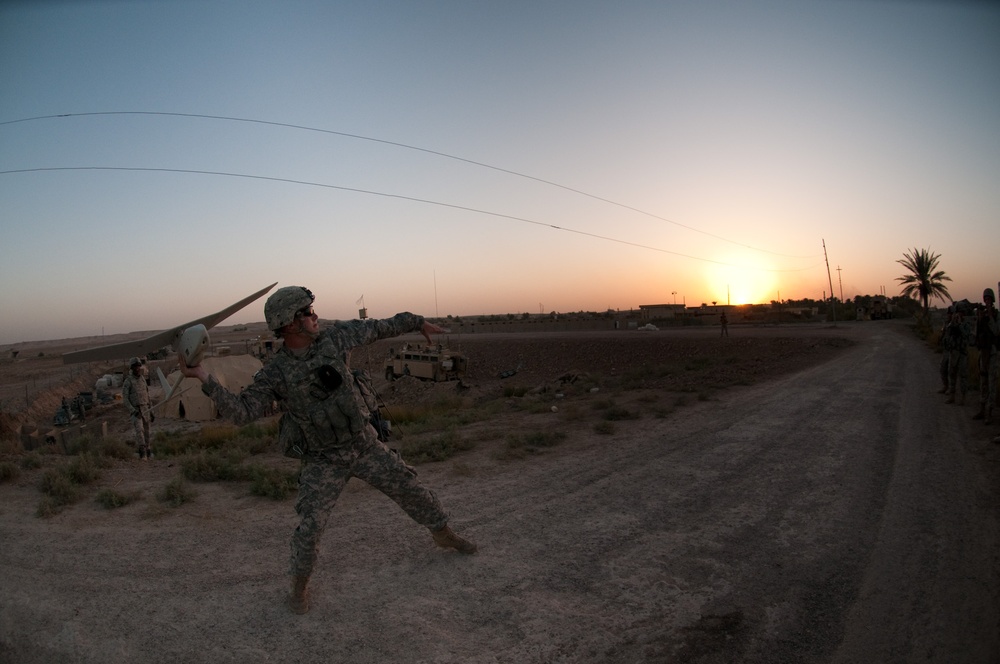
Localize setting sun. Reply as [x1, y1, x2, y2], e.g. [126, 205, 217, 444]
[700, 253, 779, 305]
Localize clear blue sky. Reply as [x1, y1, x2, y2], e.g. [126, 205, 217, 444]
[2, 0, 998, 344]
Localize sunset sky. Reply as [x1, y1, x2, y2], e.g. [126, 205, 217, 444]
[1, 1, 998, 345]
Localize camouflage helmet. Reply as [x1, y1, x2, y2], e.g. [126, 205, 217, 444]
[984, 288, 996, 303]
[264, 286, 315, 332]
[129, 357, 142, 368]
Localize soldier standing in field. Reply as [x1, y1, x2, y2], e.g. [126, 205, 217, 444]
[943, 309, 968, 405]
[179, 286, 477, 615]
[974, 288, 999, 424]
[121, 357, 153, 459]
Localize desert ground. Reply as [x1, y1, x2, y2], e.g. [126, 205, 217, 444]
[1, 321, 998, 663]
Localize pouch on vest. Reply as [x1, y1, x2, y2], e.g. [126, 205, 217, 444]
[279, 415, 309, 459]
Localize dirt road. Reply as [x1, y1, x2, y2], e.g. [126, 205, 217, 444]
[1, 323, 998, 663]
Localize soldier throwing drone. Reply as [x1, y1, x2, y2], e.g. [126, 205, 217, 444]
[179, 285, 477, 614]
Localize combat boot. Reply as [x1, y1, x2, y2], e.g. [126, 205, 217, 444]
[287, 575, 310, 615]
[986, 405, 993, 426]
[944, 392, 955, 404]
[974, 405, 985, 420]
[432, 525, 478, 554]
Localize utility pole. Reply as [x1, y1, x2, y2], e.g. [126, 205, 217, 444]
[837, 265, 843, 303]
[823, 239, 837, 326]
[672, 291, 677, 305]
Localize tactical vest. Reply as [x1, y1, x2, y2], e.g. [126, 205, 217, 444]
[274, 335, 373, 458]
[977, 311, 999, 354]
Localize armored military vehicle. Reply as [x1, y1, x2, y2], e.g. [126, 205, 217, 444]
[383, 343, 467, 382]
[870, 296, 893, 320]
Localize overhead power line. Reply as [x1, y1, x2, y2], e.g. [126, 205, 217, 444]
[1, 110, 822, 260]
[0, 165, 822, 274]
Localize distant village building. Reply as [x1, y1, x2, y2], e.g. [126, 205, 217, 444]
[640, 303, 740, 322]
[638, 304, 688, 320]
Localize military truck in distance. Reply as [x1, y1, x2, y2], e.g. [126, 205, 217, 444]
[384, 343, 468, 382]
[870, 296, 893, 320]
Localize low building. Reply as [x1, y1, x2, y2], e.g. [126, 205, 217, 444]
[638, 304, 688, 320]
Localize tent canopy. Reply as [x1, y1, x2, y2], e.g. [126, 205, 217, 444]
[152, 355, 262, 422]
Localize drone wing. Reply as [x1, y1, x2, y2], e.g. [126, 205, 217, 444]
[62, 282, 277, 364]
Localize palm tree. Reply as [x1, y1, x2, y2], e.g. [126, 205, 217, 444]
[896, 248, 952, 317]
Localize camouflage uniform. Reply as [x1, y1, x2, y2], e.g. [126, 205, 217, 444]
[943, 315, 970, 403]
[975, 303, 999, 422]
[200, 312, 449, 578]
[121, 369, 151, 456]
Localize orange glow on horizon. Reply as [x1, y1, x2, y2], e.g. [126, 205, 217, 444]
[699, 252, 779, 306]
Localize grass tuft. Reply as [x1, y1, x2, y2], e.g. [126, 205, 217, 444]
[603, 405, 640, 421]
[400, 428, 474, 464]
[181, 450, 251, 482]
[95, 488, 141, 509]
[65, 454, 102, 484]
[0, 461, 21, 483]
[594, 421, 616, 435]
[21, 452, 43, 469]
[153, 421, 278, 458]
[247, 465, 298, 500]
[495, 430, 567, 460]
[158, 476, 196, 507]
[37, 467, 80, 516]
[97, 437, 136, 460]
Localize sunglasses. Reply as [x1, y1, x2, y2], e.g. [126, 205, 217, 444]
[295, 306, 316, 318]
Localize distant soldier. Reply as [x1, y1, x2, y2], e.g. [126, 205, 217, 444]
[943, 310, 968, 405]
[179, 286, 477, 615]
[720, 312, 729, 337]
[937, 313, 951, 394]
[974, 288, 999, 424]
[121, 357, 153, 459]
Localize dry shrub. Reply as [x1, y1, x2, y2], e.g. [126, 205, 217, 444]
[400, 428, 474, 464]
[158, 477, 196, 507]
[198, 424, 241, 447]
[37, 468, 80, 516]
[594, 421, 616, 435]
[20, 452, 43, 469]
[0, 461, 20, 483]
[603, 405, 640, 421]
[181, 451, 250, 482]
[99, 437, 136, 460]
[495, 430, 567, 460]
[66, 455, 102, 484]
[96, 488, 141, 509]
[248, 465, 298, 500]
